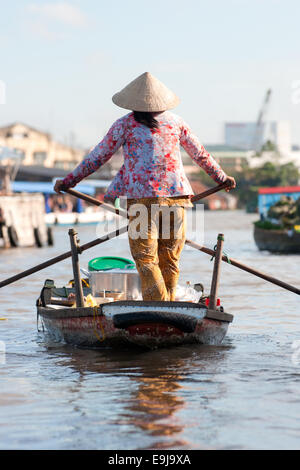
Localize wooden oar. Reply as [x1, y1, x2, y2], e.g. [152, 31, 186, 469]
[0, 182, 230, 289]
[67, 185, 300, 296]
[65, 180, 230, 212]
[185, 239, 300, 296]
[2, 181, 297, 296]
[0, 226, 128, 289]
[2, 222, 298, 295]
[191, 180, 230, 202]
[65, 188, 128, 218]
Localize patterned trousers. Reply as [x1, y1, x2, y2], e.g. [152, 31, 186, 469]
[127, 199, 187, 301]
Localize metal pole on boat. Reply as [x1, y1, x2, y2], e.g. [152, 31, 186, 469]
[68, 228, 84, 308]
[208, 233, 224, 310]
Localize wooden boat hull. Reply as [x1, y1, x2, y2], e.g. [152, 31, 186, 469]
[37, 300, 233, 349]
[254, 224, 300, 253]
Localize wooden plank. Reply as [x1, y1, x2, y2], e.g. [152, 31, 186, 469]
[209, 234, 224, 309]
[205, 309, 233, 323]
[37, 306, 100, 319]
[68, 228, 84, 307]
[38, 304, 233, 323]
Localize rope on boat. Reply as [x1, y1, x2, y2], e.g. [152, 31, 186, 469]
[210, 234, 231, 264]
[93, 306, 106, 343]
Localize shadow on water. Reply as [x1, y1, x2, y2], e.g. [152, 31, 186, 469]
[39, 338, 232, 449]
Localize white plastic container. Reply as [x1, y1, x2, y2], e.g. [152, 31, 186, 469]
[89, 268, 142, 300]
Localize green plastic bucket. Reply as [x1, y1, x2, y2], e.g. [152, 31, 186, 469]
[88, 256, 135, 272]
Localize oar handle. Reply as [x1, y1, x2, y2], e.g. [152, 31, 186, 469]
[191, 181, 231, 203]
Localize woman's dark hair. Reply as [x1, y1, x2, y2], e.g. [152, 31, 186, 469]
[133, 111, 159, 130]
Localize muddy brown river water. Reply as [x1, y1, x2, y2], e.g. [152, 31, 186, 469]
[0, 210, 299, 449]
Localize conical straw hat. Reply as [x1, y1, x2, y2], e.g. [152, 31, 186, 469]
[112, 72, 180, 112]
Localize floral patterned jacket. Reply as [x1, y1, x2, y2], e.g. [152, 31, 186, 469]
[62, 111, 227, 200]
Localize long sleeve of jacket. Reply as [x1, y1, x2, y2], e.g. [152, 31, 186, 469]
[180, 120, 227, 184]
[62, 117, 126, 188]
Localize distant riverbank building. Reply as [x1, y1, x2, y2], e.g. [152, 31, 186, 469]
[0, 122, 85, 170]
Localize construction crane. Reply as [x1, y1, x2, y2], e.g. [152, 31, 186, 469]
[252, 88, 272, 154]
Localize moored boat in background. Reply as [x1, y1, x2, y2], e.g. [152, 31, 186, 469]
[254, 223, 300, 253]
[254, 186, 300, 253]
[0, 154, 52, 248]
[45, 208, 114, 226]
[0, 192, 51, 248]
[11, 180, 115, 226]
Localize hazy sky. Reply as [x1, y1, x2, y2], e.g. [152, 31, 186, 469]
[0, 0, 299, 148]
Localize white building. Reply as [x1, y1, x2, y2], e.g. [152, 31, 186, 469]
[269, 121, 291, 156]
[225, 123, 263, 151]
[225, 121, 291, 156]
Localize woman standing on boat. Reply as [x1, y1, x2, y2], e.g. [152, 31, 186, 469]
[54, 72, 236, 301]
